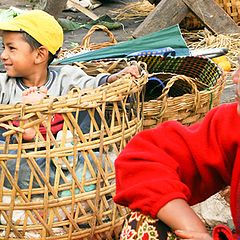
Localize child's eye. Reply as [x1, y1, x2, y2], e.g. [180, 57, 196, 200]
[9, 46, 16, 51]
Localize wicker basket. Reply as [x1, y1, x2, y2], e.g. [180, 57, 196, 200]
[69, 57, 225, 128]
[133, 56, 225, 128]
[180, 0, 240, 29]
[59, 25, 117, 59]
[0, 68, 147, 239]
[73, 59, 130, 76]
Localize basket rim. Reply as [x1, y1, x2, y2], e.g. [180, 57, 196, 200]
[0, 73, 148, 114]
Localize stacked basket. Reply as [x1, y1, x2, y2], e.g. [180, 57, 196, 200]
[0, 68, 147, 239]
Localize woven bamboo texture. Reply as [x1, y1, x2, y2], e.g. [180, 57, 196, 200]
[134, 56, 225, 128]
[73, 59, 130, 76]
[0, 70, 147, 239]
[181, 0, 240, 29]
[59, 25, 117, 59]
[70, 57, 225, 128]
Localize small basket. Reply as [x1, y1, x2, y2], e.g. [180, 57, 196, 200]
[134, 56, 225, 128]
[59, 25, 117, 59]
[0, 65, 147, 239]
[180, 0, 240, 29]
[81, 24, 117, 50]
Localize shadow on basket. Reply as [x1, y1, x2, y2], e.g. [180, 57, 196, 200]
[0, 71, 147, 239]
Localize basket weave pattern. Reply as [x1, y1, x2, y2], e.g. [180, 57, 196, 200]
[217, 0, 240, 22]
[70, 57, 225, 128]
[135, 56, 225, 128]
[0, 72, 147, 239]
[181, 0, 240, 29]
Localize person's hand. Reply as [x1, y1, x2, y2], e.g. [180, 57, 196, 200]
[21, 86, 48, 141]
[22, 86, 48, 104]
[107, 65, 140, 83]
[232, 67, 240, 83]
[175, 230, 213, 240]
[232, 67, 240, 114]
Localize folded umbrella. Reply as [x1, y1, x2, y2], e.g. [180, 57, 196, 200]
[55, 24, 190, 64]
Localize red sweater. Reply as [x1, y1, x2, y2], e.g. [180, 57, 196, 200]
[114, 102, 240, 235]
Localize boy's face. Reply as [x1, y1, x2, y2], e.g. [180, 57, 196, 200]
[1, 31, 37, 78]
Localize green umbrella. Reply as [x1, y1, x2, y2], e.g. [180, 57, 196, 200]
[56, 24, 189, 64]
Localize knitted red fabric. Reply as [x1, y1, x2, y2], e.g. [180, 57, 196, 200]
[212, 225, 234, 240]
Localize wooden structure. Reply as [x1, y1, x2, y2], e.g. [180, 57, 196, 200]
[133, 0, 240, 38]
[67, 0, 98, 20]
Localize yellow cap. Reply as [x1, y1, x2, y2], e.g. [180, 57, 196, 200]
[0, 10, 64, 55]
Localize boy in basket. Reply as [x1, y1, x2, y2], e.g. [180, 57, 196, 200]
[0, 9, 139, 188]
[0, 9, 139, 138]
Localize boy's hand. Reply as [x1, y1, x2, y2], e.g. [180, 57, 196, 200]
[22, 86, 48, 104]
[107, 65, 140, 83]
[175, 230, 213, 240]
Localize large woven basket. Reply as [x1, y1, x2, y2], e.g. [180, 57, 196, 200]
[180, 0, 240, 29]
[134, 56, 225, 128]
[0, 68, 147, 239]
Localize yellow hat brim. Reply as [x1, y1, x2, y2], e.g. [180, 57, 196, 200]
[0, 11, 63, 55]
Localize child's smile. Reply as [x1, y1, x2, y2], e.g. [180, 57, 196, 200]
[1, 31, 36, 78]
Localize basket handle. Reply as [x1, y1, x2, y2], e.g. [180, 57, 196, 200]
[158, 75, 201, 117]
[81, 24, 117, 50]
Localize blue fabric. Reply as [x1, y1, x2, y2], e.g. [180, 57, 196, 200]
[145, 77, 166, 101]
[127, 47, 176, 58]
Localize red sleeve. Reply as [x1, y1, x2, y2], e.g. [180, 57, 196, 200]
[114, 103, 240, 218]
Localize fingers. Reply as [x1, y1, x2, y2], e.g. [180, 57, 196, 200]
[39, 86, 48, 94]
[22, 86, 48, 104]
[23, 86, 48, 96]
[128, 65, 140, 78]
[232, 68, 240, 84]
[127, 65, 141, 78]
[175, 230, 212, 240]
[119, 65, 140, 78]
[107, 65, 141, 83]
[22, 86, 38, 96]
[233, 69, 240, 115]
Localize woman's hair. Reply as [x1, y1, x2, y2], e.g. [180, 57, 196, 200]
[21, 32, 60, 65]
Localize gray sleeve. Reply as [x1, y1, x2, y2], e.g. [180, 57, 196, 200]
[53, 65, 110, 95]
[0, 74, 15, 104]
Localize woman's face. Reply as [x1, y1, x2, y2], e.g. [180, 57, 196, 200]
[0, 31, 37, 78]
